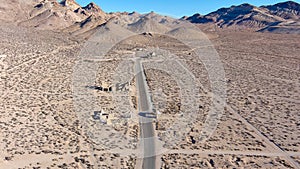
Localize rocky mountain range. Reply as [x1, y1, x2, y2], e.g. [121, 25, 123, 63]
[0, 0, 299, 35]
[184, 1, 300, 33]
[0, 0, 110, 30]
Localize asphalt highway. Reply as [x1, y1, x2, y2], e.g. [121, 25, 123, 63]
[135, 59, 156, 169]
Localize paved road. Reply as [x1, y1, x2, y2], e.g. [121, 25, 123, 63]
[135, 59, 157, 169]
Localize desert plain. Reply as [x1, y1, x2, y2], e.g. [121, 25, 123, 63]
[0, 16, 299, 169]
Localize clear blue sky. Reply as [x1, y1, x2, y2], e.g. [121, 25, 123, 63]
[75, 0, 300, 18]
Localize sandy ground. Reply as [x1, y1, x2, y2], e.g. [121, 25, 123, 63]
[0, 23, 299, 168]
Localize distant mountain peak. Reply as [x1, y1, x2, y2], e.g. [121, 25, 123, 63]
[59, 0, 80, 10]
[190, 13, 202, 18]
[238, 3, 255, 7]
[262, 1, 300, 20]
[262, 1, 300, 9]
[83, 2, 100, 10]
[128, 15, 170, 33]
[275, 1, 300, 7]
[60, 0, 77, 5]
[82, 2, 106, 16]
[128, 11, 140, 16]
[145, 11, 157, 18]
[228, 3, 256, 11]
